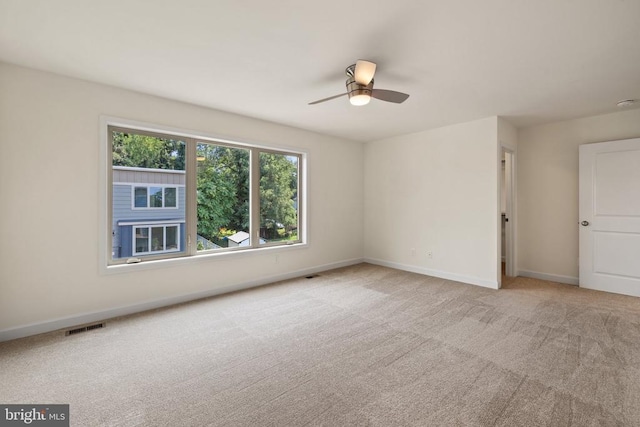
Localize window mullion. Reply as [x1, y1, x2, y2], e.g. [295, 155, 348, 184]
[250, 148, 260, 248]
[186, 138, 198, 256]
[297, 154, 303, 243]
[162, 226, 166, 251]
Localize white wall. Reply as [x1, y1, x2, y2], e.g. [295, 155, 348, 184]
[517, 109, 640, 283]
[7, 57, 636, 340]
[363, 117, 500, 288]
[0, 62, 364, 338]
[498, 118, 518, 151]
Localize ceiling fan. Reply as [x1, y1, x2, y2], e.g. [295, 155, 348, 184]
[309, 60, 410, 106]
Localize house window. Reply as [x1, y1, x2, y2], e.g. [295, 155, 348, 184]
[108, 124, 304, 265]
[133, 224, 181, 255]
[134, 187, 148, 208]
[165, 188, 177, 208]
[132, 186, 179, 209]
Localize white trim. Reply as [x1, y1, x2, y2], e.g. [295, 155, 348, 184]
[99, 117, 110, 275]
[131, 185, 180, 210]
[103, 115, 309, 156]
[102, 117, 309, 272]
[132, 224, 181, 255]
[499, 144, 517, 287]
[300, 153, 307, 246]
[250, 148, 260, 247]
[364, 258, 499, 289]
[0, 258, 363, 342]
[518, 270, 578, 286]
[105, 240, 309, 274]
[115, 182, 185, 187]
[505, 149, 517, 279]
[113, 165, 185, 174]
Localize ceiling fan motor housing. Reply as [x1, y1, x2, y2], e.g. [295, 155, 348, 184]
[346, 77, 373, 99]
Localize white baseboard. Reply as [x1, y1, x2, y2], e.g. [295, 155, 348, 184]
[364, 258, 499, 290]
[0, 258, 364, 342]
[517, 270, 578, 286]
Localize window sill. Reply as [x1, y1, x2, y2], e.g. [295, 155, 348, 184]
[100, 242, 309, 275]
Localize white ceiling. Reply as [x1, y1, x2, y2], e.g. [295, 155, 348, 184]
[1, 0, 639, 142]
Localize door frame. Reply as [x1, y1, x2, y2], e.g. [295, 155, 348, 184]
[500, 147, 516, 282]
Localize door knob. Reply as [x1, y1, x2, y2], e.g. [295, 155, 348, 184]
[581, 221, 590, 226]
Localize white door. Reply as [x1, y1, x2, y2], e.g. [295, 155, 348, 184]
[579, 138, 640, 297]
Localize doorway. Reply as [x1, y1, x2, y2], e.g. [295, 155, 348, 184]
[501, 148, 515, 282]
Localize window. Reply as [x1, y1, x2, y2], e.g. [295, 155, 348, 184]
[108, 124, 304, 265]
[134, 187, 147, 207]
[133, 224, 180, 255]
[132, 186, 179, 209]
[165, 187, 177, 208]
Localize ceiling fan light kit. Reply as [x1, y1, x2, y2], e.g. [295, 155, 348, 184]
[353, 60, 376, 85]
[346, 64, 373, 105]
[349, 93, 372, 106]
[309, 59, 409, 106]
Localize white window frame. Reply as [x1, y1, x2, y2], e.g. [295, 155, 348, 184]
[132, 223, 181, 255]
[131, 185, 179, 210]
[100, 117, 307, 272]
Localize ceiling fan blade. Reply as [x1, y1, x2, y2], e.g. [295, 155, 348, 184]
[371, 89, 410, 104]
[308, 93, 348, 105]
[354, 60, 376, 85]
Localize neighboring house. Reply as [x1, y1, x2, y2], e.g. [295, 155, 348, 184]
[112, 166, 186, 259]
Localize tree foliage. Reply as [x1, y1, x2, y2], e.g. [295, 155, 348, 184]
[112, 132, 185, 170]
[196, 144, 250, 242]
[260, 153, 297, 239]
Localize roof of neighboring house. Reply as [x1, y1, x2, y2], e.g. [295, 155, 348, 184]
[227, 231, 250, 243]
[112, 166, 185, 185]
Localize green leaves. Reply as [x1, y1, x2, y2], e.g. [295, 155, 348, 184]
[197, 165, 235, 239]
[196, 144, 249, 242]
[260, 153, 298, 240]
[112, 132, 185, 170]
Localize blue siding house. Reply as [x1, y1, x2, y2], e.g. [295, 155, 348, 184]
[112, 166, 186, 259]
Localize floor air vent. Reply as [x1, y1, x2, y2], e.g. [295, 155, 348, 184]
[66, 322, 105, 336]
[305, 274, 320, 279]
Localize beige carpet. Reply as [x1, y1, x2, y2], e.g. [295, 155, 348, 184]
[2, 263, 640, 426]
